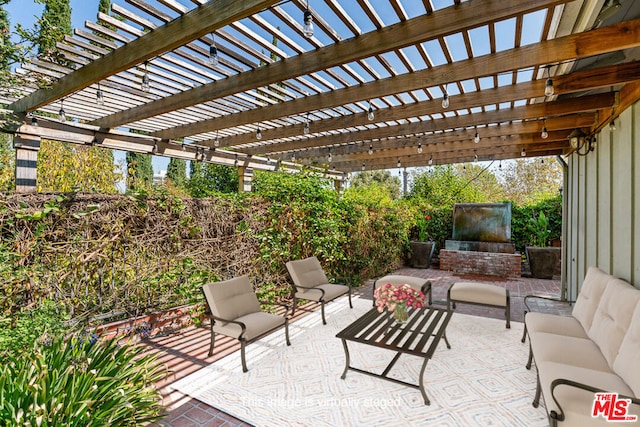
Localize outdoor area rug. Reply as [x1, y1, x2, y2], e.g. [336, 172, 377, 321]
[170, 297, 549, 426]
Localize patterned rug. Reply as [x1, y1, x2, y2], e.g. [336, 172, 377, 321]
[170, 297, 549, 426]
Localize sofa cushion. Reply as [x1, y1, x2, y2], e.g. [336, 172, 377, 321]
[294, 283, 348, 302]
[529, 332, 611, 372]
[537, 361, 637, 427]
[202, 276, 261, 324]
[213, 311, 285, 340]
[286, 257, 330, 292]
[572, 267, 614, 332]
[587, 277, 640, 368]
[613, 302, 640, 396]
[525, 312, 588, 339]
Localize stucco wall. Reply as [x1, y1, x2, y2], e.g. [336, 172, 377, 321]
[565, 100, 640, 299]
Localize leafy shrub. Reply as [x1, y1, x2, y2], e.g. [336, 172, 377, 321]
[0, 336, 165, 426]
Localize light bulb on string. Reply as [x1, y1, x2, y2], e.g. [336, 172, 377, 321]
[441, 87, 449, 109]
[208, 34, 219, 66]
[96, 82, 104, 105]
[304, 116, 310, 135]
[58, 99, 66, 122]
[521, 147, 526, 157]
[291, 152, 296, 162]
[474, 152, 478, 162]
[141, 61, 150, 92]
[544, 67, 554, 97]
[541, 118, 549, 139]
[418, 142, 423, 154]
[256, 126, 262, 140]
[368, 144, 373, 155]
[214, 130, 220, 147]
[474, 130, 480, 143]
[428, 155, 433, 166]
[397, 159, 401, 168]
[361, 163, 365, 171]
[367, 102, 374, 121]
[610, 119, 616, 131]
[302, 1, 314, 38]
[327, 149, 332, 163]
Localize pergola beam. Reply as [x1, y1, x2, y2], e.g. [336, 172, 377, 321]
[8, 0, 280, 113]
[151, 18, 640, 140]
[88, 0, 571, 130]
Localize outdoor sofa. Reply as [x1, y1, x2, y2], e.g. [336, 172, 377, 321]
[523, 266, 640, 426]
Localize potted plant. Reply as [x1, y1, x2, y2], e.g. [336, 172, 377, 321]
[526, 212, 560, 279]
[409, 214, 435, 269]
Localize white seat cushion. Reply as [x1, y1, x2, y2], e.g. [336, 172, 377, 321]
[449, 282, 507, 306]
[525, 312, 588, 339]
[294, 283, 348, 302]
[213, 311, 286, 340]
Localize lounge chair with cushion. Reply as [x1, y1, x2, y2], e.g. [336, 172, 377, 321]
[285, 256, 352, 325]
[201, 276, 290, 372]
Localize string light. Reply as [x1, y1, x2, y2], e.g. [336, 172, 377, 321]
[208, 33, 219, 66]
[474, 152, 478, 162]
[181, 143, 186, 151]
[541, 119, 549, 139]
[304, 115, 310, 135]
[58, 99, 66, 122]
[428, 155, 433, 166]
[361, 163, 365, 171]
[499, 160, 502, 169]
[441, 85, 449, 109]
[610, 119, 616, 131]
[96, 82, 104, 105]
[152, 142, 158, 154]
[141, 61, 150, 92]
[256, 126, 262, 140]
[291, 152, 296, 162]
[418, 141, 423, 154]
[521, 147, 526, 157]
[302, 0, 314, 38]
[368, 144, 373, 155]
[30, 115, 38, 126]
[397, 159, 401, 168]
[214, 130, 220, 147]
[367, 101, 374, 121]
[544, 66, 554, 97]
[234, 155, 239, 167]
[474, 129, 480, 143]
[327, 149, 332, 163]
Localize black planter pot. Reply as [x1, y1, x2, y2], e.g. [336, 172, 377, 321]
[526, 246, 561, 279]
[409, 241, 435, 269]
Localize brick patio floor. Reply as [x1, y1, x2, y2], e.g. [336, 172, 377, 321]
[145, 267, 563, 427]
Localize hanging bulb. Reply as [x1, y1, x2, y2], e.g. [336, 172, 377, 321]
[474, 152, 478, 162]
[610, 119, 616, 131]
[474, 130, 480, 143]
[96, 83, 104, 105]
[541, 126, 549, 139]
[327, 150, 332, 163]
[214, 131, 220, 147]
[499, 160, 502, 169]
[303, 5, 314, 38]
[521, 147, 526, 157]
[544, 78, 554, 97]
[30, 115, 38, 127]
[441, 91, 449, 109]
[267, 156, 271, 163]
[234, 155, 239, 167]
[152, 142, 158, 154]
[418, 142, 423, 154]
[304, 120, 310, 135]
[463, 164, 466, 171]
[208, 35, 219, 66]
[256, 126, 262, 140]
[181, 144, 186, 151]
[397, 159, 401, 168]
[58, 99, 66, 122]
[368, 144, 373, 155]
[291, 152, 296, 162]
[141, 62, 150, 92]
[544, 67, 554, 97]
[428, 155, 433, 166]
[367, 103, 374, 121]
[541, 158, 545, 165]
[361, 163, 365, 171]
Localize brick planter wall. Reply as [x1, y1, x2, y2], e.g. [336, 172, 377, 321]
[439, 249, 522, 278]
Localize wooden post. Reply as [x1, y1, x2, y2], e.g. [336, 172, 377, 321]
[13, 134, 41, 193]
[334, 179, 341, 192]
[237, 166, 253, 192]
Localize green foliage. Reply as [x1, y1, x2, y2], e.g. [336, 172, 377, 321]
[166, 158, 187, 188]
[349, 170, 401, 200]
[16, 0, 71, 62]
[511, 195, 562, 253]
[126, 151, 153, 191]
[0, 335, 165, 426]
[499, 157, 563, 205]
[409, 165, 486, 206]
[0, 300, 68, 364]
[528, 211, 551, 247]
[0, 133, 14, 191]
[37, 141, 120, 193]
[188, 161, 238, 196]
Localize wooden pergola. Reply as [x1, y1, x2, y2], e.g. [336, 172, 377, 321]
[3, 0, 640, 184]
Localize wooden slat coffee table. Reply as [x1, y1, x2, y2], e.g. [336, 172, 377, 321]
[336, 306, 452, 405]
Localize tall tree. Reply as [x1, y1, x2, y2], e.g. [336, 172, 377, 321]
[166, 157, 186, 188]
[126, 152, 153, 190]
[408, 165, 487, 206]
[188, 161, 237, 197]
[350, 170, 401, 199]
[499, 157, 563, 204]
[33, 0, 71, 57]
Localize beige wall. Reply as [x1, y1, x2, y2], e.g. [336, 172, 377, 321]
[565, 100, 640, 298]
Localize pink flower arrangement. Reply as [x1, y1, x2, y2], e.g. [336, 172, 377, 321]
[374, 283, 426, 313]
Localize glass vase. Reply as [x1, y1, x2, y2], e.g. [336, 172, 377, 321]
[393, 304, 408, 323]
